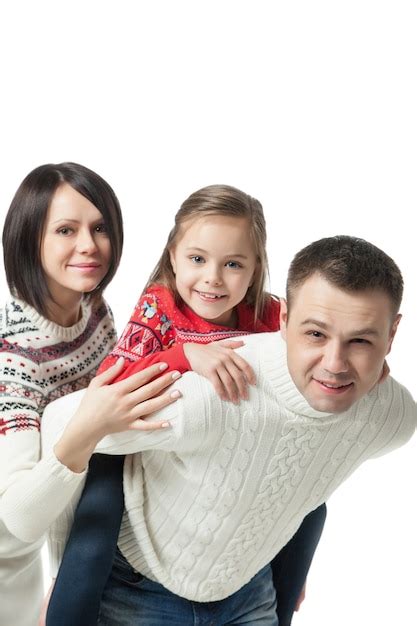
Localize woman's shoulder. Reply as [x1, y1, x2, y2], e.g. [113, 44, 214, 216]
[0, 298, 39, 341]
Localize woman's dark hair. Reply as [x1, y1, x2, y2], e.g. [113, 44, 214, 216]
[2, 162, 123, 316]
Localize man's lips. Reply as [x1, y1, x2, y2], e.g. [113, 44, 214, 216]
[313, 378, 354, 394]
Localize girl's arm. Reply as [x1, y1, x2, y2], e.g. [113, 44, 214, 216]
[97, 289, 191, 382]
[98, 289, 255, 400]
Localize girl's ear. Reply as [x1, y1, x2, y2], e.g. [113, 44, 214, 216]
[169, 248, 176, 275]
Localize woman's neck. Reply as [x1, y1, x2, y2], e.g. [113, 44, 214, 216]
[45, 297, 83, 327]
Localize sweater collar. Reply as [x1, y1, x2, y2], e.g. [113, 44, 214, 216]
[265, 333, 335, 419]
[11, 298, 91, 341]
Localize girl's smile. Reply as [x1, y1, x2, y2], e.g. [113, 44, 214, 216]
[169, 215, 257, 328]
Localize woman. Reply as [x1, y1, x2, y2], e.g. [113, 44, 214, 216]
[0, 163, 181, 626]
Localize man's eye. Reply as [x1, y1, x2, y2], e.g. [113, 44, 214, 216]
[190, 256, 204, 263]
[352, 338, 371, 345]
[307, 330, 324, 339]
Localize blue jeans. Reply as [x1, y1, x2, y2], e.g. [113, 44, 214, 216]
[272, 504, 327, 626]
[97, 549, 278, 626]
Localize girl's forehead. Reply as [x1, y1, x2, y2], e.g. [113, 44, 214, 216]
[176, 214, 250, 237]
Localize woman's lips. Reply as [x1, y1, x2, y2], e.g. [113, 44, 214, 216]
[68, 263, 101, 273]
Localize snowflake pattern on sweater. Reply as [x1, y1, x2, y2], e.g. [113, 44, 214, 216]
[0, 298, 116, 437]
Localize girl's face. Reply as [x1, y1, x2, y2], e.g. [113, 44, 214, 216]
[169, 215, 257, 327]
[41, 183, 112, 312]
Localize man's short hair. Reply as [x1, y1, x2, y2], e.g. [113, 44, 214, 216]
[286, 235, 403, 316]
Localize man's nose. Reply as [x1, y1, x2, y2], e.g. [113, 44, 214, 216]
[322, 343, 349, 375]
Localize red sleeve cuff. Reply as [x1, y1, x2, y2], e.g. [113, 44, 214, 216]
[107, 344, 191, 384]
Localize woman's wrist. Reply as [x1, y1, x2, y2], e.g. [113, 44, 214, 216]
[53, 418, 99, 473]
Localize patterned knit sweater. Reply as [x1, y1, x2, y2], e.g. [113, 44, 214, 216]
[0, 298, 116, 626]
[97, 283, 281, 380]
[42, 332, 417, 602]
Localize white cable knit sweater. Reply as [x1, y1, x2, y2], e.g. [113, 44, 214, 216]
[42, 332, 417, 602]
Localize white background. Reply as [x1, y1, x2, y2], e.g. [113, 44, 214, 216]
[0, 2, 416, 624]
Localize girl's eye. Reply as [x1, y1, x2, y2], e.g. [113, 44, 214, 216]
[225, 260, 242, 269]
[190, 255, 204, 263]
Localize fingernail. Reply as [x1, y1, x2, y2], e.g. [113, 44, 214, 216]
[161, 422, 171, 428]
[117, 357, 124, 365]
[171, 371, 181, 380]
[159, 363, 168, 371]
[170, 390, 181, 398]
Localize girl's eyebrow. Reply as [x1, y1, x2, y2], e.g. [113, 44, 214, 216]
[185, 246, 248, 259]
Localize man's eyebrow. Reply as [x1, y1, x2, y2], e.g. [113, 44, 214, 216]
[301, 318, 380, 336]
[185, 247, 248, 258]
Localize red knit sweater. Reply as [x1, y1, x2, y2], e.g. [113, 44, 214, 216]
[98, 284, 280, 382]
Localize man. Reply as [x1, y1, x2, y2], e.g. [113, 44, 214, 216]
[42, 235, 416, 625]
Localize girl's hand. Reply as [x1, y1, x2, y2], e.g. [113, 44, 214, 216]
[184, 340, 255, 403]
[54, 358, 182, 472]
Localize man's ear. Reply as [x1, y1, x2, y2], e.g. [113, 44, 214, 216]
[386, 313, 401, 355]
[169, 248, 176, 275]
[280, 298, 288, 340]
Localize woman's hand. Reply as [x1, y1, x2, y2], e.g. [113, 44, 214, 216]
[54, 358, 182, 472]
[184, 340, 255, 403]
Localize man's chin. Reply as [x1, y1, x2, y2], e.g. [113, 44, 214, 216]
[306, 391, 357, 414]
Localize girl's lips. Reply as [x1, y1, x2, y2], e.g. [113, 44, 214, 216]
[195, 290, 226, 301]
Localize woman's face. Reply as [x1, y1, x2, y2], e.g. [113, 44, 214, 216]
[41, 183, 112, 310]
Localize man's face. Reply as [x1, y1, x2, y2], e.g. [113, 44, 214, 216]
[280, 273, 401, 413]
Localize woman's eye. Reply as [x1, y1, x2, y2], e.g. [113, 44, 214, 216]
[57, 227, 73, 235]
[95, 223, 108, 234]
[190, 255, 204, 263]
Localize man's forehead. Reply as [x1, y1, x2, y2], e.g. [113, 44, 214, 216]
[290, 275, 393, 326]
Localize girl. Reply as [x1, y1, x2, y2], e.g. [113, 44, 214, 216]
[49, 184, 326, 626]
[47, 184, 280, 625]
[0, 163, 181, 626]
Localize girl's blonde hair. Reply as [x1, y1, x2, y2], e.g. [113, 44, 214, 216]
[145, 184, 270, 322]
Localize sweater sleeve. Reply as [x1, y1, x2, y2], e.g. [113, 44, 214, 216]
[0, 355, 86, 552]
[97, 289, 191, 382]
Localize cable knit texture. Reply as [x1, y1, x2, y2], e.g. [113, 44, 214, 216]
[0, 297, 116, 626]
[42, 332, 417, 602]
